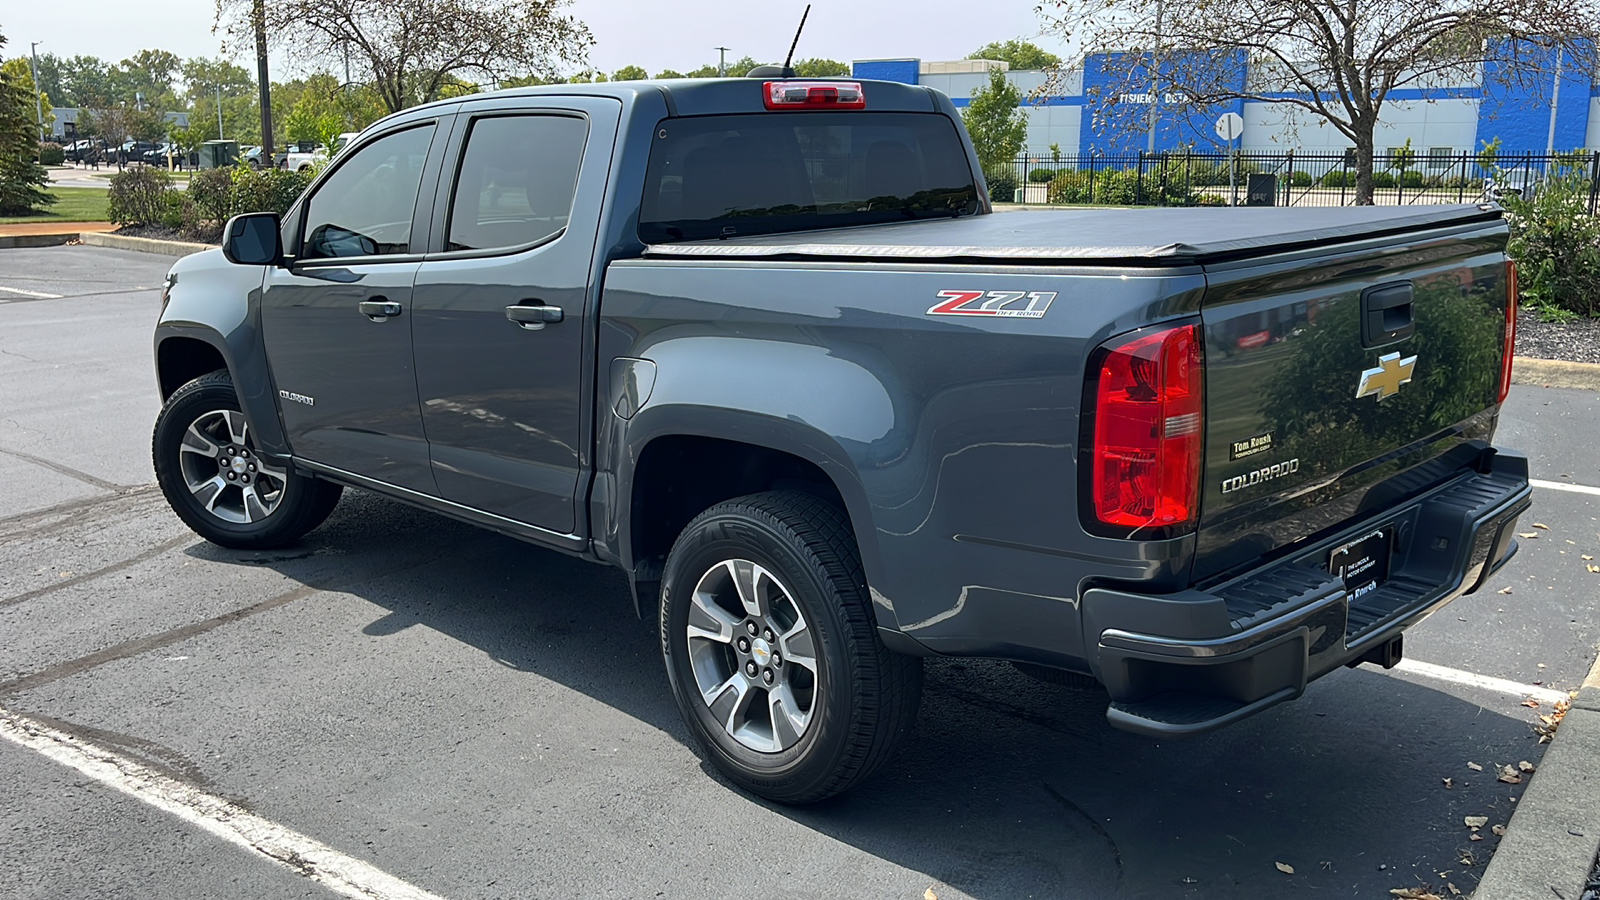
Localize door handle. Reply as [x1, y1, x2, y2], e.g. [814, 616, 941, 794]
[359, 299, 402, 321]
[506, 303, 564, 331]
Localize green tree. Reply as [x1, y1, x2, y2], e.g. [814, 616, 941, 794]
[685, 56, 759, 78]
[792, 58, 850, 76]
[60, 55, 121, 108]
[1, 58, 53, 139]
[119, 49, 182, 106]
[612, 65, 648, 81]
[282, 74, 345, 145]
[0, 30, 52, 214]
[655, 68, 686, 79]
[219, 0, 593, 114]
[968, 40, 1062, 70]
[962, 67, 1027, 172]
[31, 53, 65, 108]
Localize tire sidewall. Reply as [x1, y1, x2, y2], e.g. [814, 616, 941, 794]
[153, 377, 302, 545]
[661, 508, 859, 794]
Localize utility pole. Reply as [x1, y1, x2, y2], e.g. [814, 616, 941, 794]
[1146, 0, 1162, 155]
[1545, 49, 1562, 159]
[254, 0, 275, 161]
[716, 47, 730, 77]
[217, 84, 225, 139]
[30, 41, 44, 141]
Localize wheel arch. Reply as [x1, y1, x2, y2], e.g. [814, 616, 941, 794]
[607, 407, 893, 631]
[154, 323, 287, 456]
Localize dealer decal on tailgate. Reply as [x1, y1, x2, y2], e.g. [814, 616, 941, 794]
[927, 290, 1057, 319]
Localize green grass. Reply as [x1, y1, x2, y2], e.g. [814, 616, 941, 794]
[0, 187, 111, 224]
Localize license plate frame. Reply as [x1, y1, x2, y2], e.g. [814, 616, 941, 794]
[1328, 528, 1392, 600]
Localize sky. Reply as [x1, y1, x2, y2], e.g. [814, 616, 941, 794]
[1, 1, 1073, 81]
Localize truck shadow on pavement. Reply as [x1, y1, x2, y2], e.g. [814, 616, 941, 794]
[186, 491, 1547, 900]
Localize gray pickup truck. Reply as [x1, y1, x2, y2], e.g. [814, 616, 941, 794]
[151, 74, 1531, 803]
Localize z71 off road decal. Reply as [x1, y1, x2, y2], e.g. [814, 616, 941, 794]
[927, 290, 1057, 319]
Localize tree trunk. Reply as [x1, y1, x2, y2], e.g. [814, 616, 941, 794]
[1352, 123, 1375, 206]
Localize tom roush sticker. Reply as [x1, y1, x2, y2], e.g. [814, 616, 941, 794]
[927, 290, 1057, 319]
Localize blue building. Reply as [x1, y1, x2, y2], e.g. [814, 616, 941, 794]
[853, 45, 1596, 162]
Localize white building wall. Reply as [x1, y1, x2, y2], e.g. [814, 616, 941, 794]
[1586, 98, 1600, 148]
[1239, 99, 1479, 159]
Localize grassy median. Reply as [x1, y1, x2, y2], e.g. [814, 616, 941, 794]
[0, 188, 111, 225]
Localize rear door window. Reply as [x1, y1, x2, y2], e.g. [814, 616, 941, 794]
[446, 115, 588, 253]
[640, 112, 980, 242]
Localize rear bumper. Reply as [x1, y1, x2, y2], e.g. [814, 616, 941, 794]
[1085, 448, 1531, 737]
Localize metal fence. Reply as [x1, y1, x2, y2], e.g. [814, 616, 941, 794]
[999, 151, 1600, 211]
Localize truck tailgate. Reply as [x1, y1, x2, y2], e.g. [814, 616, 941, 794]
[1193, 219, 1514, 582]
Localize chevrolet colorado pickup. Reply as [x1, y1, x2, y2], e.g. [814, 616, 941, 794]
[151, 74, 1531, 803]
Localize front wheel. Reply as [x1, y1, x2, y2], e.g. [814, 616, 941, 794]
[153, 370, 341, 549]
[661, 491, 922, 803]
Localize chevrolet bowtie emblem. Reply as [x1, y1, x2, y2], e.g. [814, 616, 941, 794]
[1355, 352, 1417, 400]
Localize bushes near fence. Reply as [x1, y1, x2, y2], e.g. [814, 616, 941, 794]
[985, 167, 1017, 203]
[107, 164, 315, 243]
[1044, 167, 1199, 206]
[38, 142, 65, 165]
[1504, 171, 1600, 320]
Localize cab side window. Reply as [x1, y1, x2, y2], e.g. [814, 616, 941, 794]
[446, 115, 587, 253]
[300, 125, 435, 261]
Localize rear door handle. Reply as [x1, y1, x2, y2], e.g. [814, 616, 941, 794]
[506, 304, 564, 331]
[359, 299, 402, 321]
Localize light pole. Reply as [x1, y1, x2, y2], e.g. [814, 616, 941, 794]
[1545, 48, 1562, 159]
[716, 47, 730, 77]
[216, 84, 225, 139]
[1146, 0, 1162, 154]
[29, 41, 45, 141]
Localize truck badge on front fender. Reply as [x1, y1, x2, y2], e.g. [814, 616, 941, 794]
[1355, 352, 1417, 400]
[927, 290, 1057, 319]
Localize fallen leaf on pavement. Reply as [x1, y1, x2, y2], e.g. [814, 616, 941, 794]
[925, 888, 938, 900]
[1587, 564, 1600, 574]
[1469, 833, 1483, 841]
[1497, 765, 1522, 784]
[1492, 824, 1507, 836]
[1447, 883, 1461, 896]
[1181, 876, 1198, 884]
[1464, 816, 1489, 828]
[1442, 777, 1453, 788]
[1466, 761, 1483, 771]
[1518, 760, 1535, 772]
[1533, 522, 1549, 529]
[1390, 889, 1443, 900]
[1275, 862, 1294, 875]
[1518, 532, 1538, 539]
[1584, 555, 1594, 561]
[1497, 587, 1513, 594]
[1522, 698, 1541, 708]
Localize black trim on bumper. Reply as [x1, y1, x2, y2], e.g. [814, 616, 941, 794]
[1086, 449, 1531, 737]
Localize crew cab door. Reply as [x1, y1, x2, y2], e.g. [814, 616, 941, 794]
[261, 120, 445, 494]
[410, 96, 619, 536]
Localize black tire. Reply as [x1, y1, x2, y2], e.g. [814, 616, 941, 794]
[153, 370, 341, 549]
[660, 491, 922, 803]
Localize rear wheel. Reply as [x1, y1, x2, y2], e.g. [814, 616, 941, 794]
[661, 491, 921, 803]
[153, 371, 341, 549]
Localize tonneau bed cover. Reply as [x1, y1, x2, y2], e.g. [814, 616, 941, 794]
[644, 204, 1503, 265]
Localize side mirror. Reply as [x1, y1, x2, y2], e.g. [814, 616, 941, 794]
[221, 212, 284, 266]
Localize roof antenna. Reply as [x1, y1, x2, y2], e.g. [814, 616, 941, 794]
[782, 4, 811, 73]
[747, 5, 810, 77]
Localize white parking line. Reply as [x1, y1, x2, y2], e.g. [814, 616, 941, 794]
[1391, 659, 1569, 705]
[0, 286, 63, 299]
[0, 708, 450, 900]
[1531, 478, 1600, 498]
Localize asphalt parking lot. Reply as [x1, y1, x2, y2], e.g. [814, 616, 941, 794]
[2, 244, 1597, 899]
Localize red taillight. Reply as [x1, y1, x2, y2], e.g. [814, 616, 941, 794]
[1499, 260, 1518, 403]
[1087, 323, 1204, 535]
[763, 81, 866, 110]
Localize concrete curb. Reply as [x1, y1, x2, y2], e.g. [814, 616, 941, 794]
[1512, 357, 1600, 392]
[78, 232, 213, 258]
[1474, 649, 1600, 899]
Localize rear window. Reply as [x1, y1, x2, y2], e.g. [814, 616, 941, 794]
[639, 112, 980, 243]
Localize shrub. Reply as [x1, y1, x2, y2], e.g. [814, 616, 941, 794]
[107, 167, 177, 226]
[1370, 171, 1396, 189]
[985, 167, 1017, 203]
[1504, 171, 1600, 318]
[38, 142, 65, 165]
[228, 165, 314, 217]
[1399, 170, 1424, 189]
[159, 190, 186, 230]
[187, 167, 235, 223]
[1319, 170, 1353, 188]
[1028, 168, 1057, 183]
[1046, 169, 1091, 204]
[1044, 168, 1197, 206]
[1290, 170, 1313, 187]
